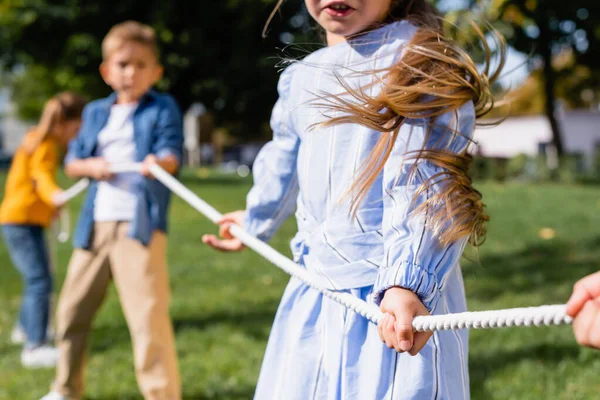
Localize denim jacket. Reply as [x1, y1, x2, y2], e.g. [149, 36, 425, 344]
[65, 90, 184, 249]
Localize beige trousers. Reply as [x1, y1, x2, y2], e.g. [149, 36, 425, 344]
[53, 222, 180, 400]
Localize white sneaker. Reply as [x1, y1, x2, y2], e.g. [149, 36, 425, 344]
[39, 392, 68, 400]
[21, 345, 59, 368]
[10, 325, 26, 345]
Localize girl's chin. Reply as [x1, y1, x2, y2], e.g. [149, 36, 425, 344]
[325, 26, 361, 38]
[322, 20, 371, 39]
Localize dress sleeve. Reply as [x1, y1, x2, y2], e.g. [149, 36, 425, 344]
[373, 102, 476, 311]
[243, 65, 300, 242]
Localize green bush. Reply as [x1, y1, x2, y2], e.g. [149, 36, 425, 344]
[470, 157, 498, 181]
[558, 153, 584, 184]
[506, 153, 529, 179]
[594, 145, 600, 182]
[475, 153, 590, 184]
[534, 154, 552, 182]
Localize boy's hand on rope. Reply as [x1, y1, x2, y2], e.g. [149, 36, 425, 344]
[86, 157, 114, 181]
[141, 154, 158, 178]
[379, 287, 432, 355]
[567, 271, 600, 349]
[202, 210, 247, 252]
[141, 154, 180, 177]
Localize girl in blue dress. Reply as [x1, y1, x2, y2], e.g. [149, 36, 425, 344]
[204, 0, 503, 398]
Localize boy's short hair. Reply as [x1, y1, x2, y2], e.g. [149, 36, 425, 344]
[102, 20, 160, 61]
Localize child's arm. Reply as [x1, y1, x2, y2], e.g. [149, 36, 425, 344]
[202, 211, 246, 251]
[143, 95, 184, 177]
[375, 103, 476, 354]
[567, 271, 600, 349]
[29, 140, 64, 206]
[242, 66, 299, 243]
[204, 66, 299, 251]
[64, 105, 113, 181]
[64, 158, 114, 181]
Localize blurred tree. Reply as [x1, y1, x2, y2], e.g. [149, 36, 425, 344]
[4, 0, 597, 149]
[486, 73, 545, 118]
[0, 0, 316, 140]
[447, 0, 597, 155]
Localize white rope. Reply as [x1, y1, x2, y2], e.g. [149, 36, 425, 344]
[54, 177, 90, 204]
[54, 163, 141, 205]
[56, 162, 573, 331]
[412, 304, 571, 332]
[50, 178, 89, 243]
[108, 163, 143, 174]
[51, 164, 140, 242]
[146, 163, 572, 331]
[56, 208, 70, 243]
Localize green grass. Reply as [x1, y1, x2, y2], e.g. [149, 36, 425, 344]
[1, 171, 599, 399]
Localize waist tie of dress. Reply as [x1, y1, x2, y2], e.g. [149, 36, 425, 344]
[290, 208, 384, 291]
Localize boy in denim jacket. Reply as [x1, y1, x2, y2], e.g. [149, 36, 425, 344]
[42, 21, 183, 400]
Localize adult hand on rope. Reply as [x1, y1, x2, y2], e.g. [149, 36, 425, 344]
[202, 210, 247, 252]
[567, 271, 600, 349]
[379, 287, 432, 354]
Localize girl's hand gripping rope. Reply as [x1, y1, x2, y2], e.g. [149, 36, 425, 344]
[202, 210, 247, 252]
[378, 287, 432, 355]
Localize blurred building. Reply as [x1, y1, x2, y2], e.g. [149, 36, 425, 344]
[474, 110, 600, 170]
[0, 90, 33, 167]
[200, 110, 600, 173]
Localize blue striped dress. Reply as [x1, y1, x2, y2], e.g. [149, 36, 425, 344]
[244, 20, 473, 399]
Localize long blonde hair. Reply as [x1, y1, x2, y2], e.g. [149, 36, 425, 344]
[267, 0, 506, 248]
[22, 91, 87, 155]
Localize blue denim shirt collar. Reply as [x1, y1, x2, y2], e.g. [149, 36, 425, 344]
[95, 90, 159, 110]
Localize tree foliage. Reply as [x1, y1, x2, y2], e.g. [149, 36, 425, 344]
[0, 0, 316, 139]
[1, 0, 598, 149]
[447, 0, 597, 154]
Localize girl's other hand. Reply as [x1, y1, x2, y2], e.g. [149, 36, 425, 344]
[202, 210, 246, 252]
[378, 287, 432, 355]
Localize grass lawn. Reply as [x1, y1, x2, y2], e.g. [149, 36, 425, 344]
[0, 169, 599, 399]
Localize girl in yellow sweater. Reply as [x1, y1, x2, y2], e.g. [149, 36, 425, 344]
[0, 92, 86, 368]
